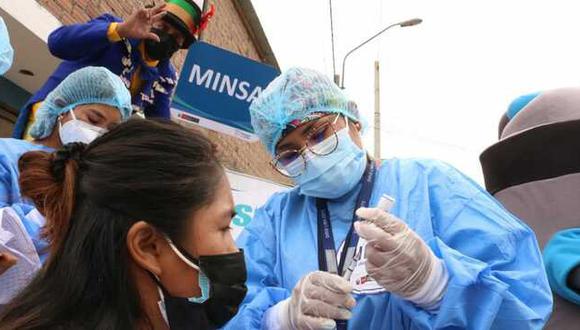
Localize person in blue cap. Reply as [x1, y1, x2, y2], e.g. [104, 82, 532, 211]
[0, 17, 14, 75]
[224, 67, 553, 329]
[12, 0, 214, 140]
[482, 87, 580, 325]
[0, 66, 132, 209]
[0, 66, 132, 297]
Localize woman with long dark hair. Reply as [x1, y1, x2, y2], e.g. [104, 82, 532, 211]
[0, 119, 247, 329]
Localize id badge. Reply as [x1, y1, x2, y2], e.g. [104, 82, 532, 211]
[337, 239, 386, 295]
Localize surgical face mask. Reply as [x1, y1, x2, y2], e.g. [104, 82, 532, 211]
[58, 110, 107, 145]
[157, 239, 248, 328]
[295, 119, 368, 199]
[144, 28, 180, 61]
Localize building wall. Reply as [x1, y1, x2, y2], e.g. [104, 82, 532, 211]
[0, 107, 17, 137]
[36, 0, 289, 184]
[0, 77, 30, 137]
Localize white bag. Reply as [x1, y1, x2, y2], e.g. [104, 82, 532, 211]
[0, 207, 41, 305]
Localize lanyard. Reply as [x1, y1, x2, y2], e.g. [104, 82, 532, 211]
[316, 160, 377, 330]
[316, 160, 377, 276]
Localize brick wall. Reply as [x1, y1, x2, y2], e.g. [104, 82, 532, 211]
[36, 0, 290, 184]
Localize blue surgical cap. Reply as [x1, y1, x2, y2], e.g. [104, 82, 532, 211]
[0, 17, 14, 75]
[249, 67, 364, 154]
[30, 66, 133, 140]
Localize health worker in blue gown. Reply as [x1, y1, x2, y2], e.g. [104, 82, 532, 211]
[0, 66, 132, 209]
[223, 67, 553, 329]
[0, 66, 131, 269]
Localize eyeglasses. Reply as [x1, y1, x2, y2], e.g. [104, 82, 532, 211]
[271, 114, 344, 178]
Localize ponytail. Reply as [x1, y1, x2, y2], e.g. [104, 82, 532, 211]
[18, 143, 86, 256]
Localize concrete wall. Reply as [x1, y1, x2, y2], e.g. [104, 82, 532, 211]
[35, 0, 289, 184]
[0, 77, 30, 137]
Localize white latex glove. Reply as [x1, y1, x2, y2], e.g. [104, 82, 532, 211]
[277, 271, 356, 329]
[354, 207, 448, 308]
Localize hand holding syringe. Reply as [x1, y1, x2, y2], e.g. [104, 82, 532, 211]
[343, 194, 395, 281]
[352, 194, 447, 307]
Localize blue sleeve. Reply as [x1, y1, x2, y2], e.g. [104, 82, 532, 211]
[145, 87, 172, 119]
[48, 14, 121, 61]
[145, 69, 177, 119]
[12, 103, 30, 139]
[394, 162, 553, 329]
[222, 201, 290, 329]
[543, 229, 580, 305]
[0, 155, 14, 207]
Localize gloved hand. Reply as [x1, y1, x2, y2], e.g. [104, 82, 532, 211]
[354, 207, 448, 308]
[278, 271, 356, 329]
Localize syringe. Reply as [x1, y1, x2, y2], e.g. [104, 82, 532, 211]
[342, 194, 395, 281]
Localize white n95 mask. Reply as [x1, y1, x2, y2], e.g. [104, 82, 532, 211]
[59, 109, 107, 145]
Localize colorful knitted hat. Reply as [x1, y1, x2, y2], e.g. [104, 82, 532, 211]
[164, 0, 215, 48]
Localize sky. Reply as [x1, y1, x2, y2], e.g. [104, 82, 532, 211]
[251, 0, 580, 183]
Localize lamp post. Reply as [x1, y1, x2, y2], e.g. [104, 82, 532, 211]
[339, 18, 422, 159]
[339, 18, 422, 89]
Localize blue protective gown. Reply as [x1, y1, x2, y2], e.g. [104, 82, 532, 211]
[227, 158, 553, 329]
[543, 229, 580, 305]
[0, 138, 52, 207]
[0, 138, 52, 261]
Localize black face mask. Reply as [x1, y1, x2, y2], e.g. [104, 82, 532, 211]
[198, 251, 248, 327]
[144, 28, 180, 61]
[160, 294, 213, 330]
[154, 249, 248, 329]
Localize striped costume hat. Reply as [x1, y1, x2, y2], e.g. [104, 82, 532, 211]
[164, 0, 215, 48]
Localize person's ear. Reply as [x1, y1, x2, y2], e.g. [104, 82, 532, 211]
[126, 221, 165, 276]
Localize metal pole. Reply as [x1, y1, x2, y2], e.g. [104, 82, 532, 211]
[374, 61, 380, 159]
[329, 0, 337, 79]
[340, 18, 422, 89]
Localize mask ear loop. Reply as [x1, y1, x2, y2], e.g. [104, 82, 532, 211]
[69, 108, 78, 121]
[146, 270, 170, 326]
[156, 282, 170, 326]
[164, 238, 211, 303]
[331, 113, 350, 133]
[58, 108, 77, 130]
[166, 238, 202, 271]
[332, 113, 341, 124]
[61, 108, 78, 122]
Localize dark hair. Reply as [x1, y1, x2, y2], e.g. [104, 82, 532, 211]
[0, 119, 224, 329]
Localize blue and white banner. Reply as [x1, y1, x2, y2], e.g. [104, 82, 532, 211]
[171, 41, 279, 141]
[226, 169, 289, 239]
